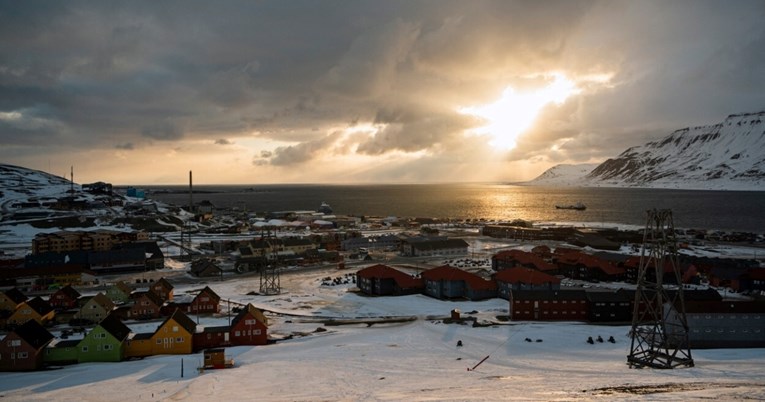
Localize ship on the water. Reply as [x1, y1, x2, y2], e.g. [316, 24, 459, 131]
[555, 202, 586, 211]
[318, 201, 333, 214]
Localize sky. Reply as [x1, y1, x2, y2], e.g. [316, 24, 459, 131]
[1, 1, 764, 185]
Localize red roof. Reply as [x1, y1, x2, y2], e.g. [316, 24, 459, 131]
[356, 264, 424, 289]
[421, 265, 496, 291]
[494, 267, 560, 285]
[746, 268, 765, 280]
[624, 256, 675, 273]
[493, 250, 557, 272]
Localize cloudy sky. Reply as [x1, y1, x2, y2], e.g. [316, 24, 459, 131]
[1, 1, 764, 185]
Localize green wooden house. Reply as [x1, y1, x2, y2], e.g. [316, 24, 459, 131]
[78, 314, 131, 363]
[106, 281, 133, 304]
[44, 340, 80, 366]
[75, 293, 115, 324]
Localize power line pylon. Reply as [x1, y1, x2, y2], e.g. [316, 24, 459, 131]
[259, 234, 281, 295]
[628, 209, 694, 369]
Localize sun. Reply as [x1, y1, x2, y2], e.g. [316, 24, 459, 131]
[460, 73, 580, 150]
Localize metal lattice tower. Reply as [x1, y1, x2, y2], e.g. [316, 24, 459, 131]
[180, 222, 194, 262]
[260, 264, 281, 295]
[628, 209, 694, 369]
[259, 234, 281, 295]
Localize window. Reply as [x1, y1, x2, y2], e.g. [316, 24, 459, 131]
[82, 346, 89, 352]
[254, 329, 261, 335]
[235, 331, 241, 336]
[17, 352, 27, 359]
[176, 337, 183, 343]
[104, 344, 113, 351]
[8, 340, 21, 347]
[156, 339, 162, 344]
[173, 326, 179, 332]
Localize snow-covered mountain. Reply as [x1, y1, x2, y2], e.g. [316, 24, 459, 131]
[528, 111, 765, 190]
[521, 163, 598, 187]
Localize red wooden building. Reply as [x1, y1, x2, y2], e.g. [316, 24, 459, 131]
[230, 304, 268, 346]
[149, 277, 174, 302]
[188, 286, 221, 314]
[48, 284, 81, 310]
[0, 320, 54, 371]
[509, 289, 588, 321]
[194, 326, 231, 351]
[128, 291, 164, 319]
[356, 264, 424, 296]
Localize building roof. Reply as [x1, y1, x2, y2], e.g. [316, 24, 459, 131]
[200, 325, 230, 334]
[111, 281, 133, 295]
[493, 249, 557, 272]
[98, 313, 131, 341]
[494, 267, 560, 285]
[131, 290, 164, 306]
[421, 265, 496, 291]
[3, 287, 28, 304]
[26, 296, 54, 316]
[88, 293, 115, 311]
[190, 259, 222, 276]
[153, 277, 174, 291]
[231, 303, 269, 327]
[55, 284, 82, 300]
[195, 286, 221, 303]
[13, 319, 54, 349]
[162, 309, 197, 334]
[131, 332, 154, 341]
[356, 264, 424, 290]
[745, 268, 765, 280]
[50, 339, 80, 348]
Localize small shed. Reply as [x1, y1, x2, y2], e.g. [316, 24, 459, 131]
[202, 348, 234, 370]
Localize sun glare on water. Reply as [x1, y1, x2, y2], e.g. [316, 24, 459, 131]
[460, 73, 580, 150]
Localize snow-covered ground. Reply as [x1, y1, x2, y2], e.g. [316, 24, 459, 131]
[2, 267, 764, 401]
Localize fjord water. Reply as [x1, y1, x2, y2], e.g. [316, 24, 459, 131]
[145, 183, 765, 233]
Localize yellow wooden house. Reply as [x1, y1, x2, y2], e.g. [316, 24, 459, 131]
[0, 288, 27, 312]
[8, 297, 55, 326]
[124, 333, 154, 358]
[150, 309, 197, 355]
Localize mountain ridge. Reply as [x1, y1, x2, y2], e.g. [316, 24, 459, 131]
[527, 111, 765, 191]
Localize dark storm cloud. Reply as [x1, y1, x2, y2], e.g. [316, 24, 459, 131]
[115, 143, 134, 150]
[141, 121, 183, 141]
[1, 0, 764, 175]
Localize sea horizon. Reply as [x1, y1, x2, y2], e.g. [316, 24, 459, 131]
[143, 183, 765, 234]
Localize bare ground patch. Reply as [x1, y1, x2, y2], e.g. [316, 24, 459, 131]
[586, 382, 765, 396]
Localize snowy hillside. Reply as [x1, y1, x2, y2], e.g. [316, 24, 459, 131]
[528, 111, 765, 190]
[1, 268, 764, 401]
[0, 164, 78, 208]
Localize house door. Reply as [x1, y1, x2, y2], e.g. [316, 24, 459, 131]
[224, 333, 230, 343]
[534, 301, 539, 320]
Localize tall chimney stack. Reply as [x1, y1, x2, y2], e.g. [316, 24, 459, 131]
[189, 170, 193, 213]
